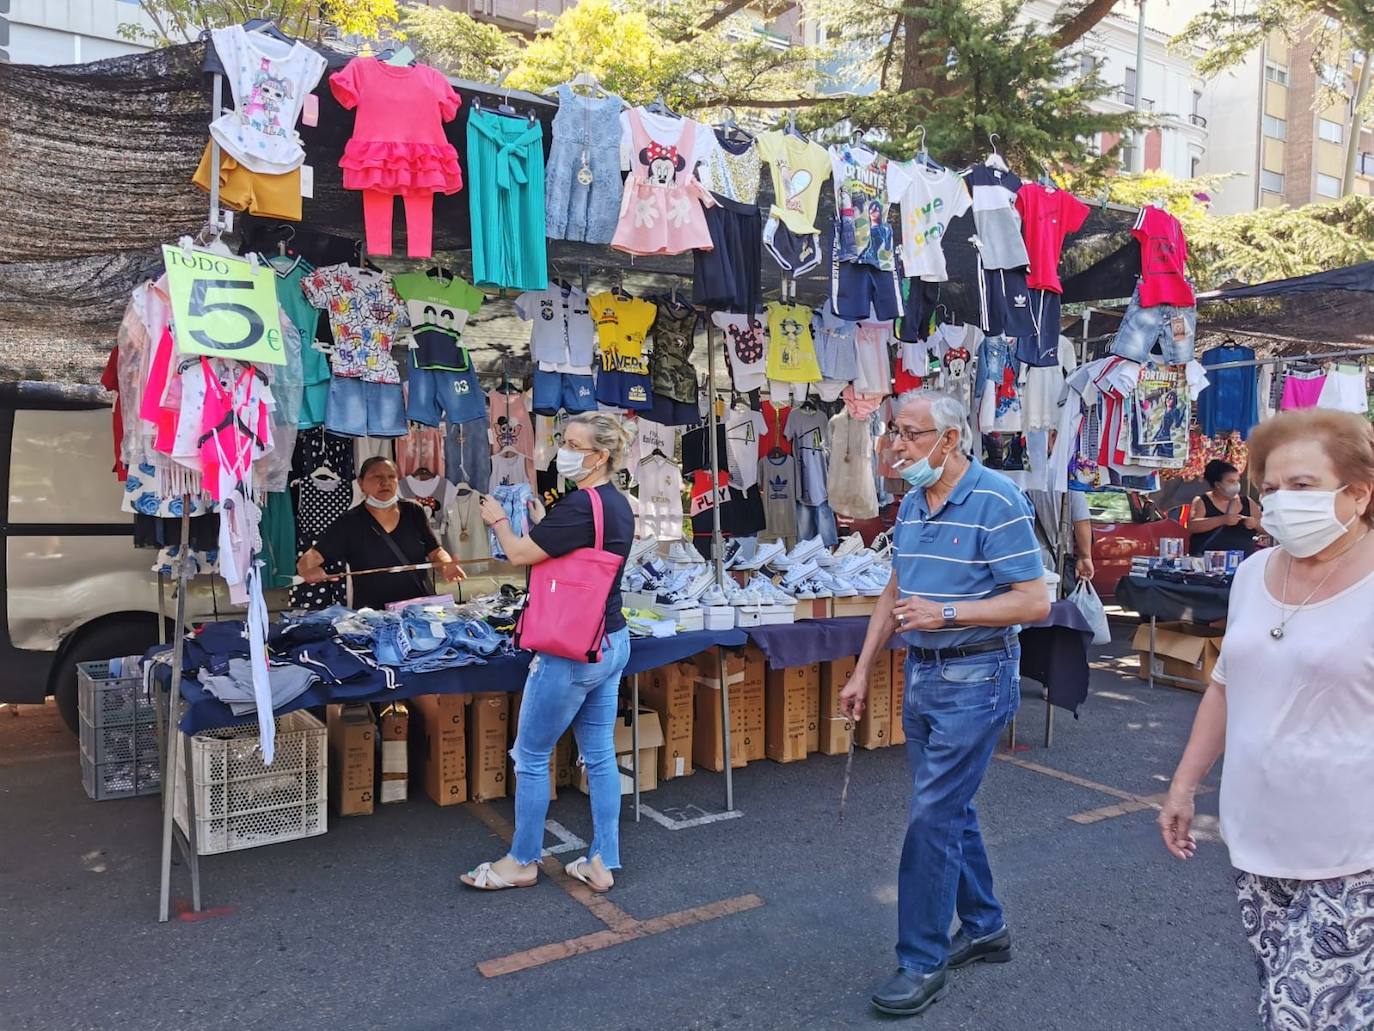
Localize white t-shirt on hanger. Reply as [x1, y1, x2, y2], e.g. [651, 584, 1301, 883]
[636, 455, 685, 541]
[724, 407, 767, 490]
[853, 321, 894, 395]
[711, 311, 769, 393]
[515, 283, 596, 374]
[887, 161, 972, 282]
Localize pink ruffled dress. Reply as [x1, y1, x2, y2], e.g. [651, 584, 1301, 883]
[611, 108, 716, 256]
[330, 57, 463, 258]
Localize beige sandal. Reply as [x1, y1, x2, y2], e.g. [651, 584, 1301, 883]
[460, 861, 537, 891]
[564, 856, 613, 893]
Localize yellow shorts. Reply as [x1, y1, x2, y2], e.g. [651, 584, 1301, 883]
[192, 141, 302, 222]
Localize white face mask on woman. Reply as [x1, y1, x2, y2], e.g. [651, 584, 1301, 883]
[1218, 482, 1241, 498]
[556, 447, 594, 482]
[1260, 487, 1354, 558]
[365, 494, 399, 510]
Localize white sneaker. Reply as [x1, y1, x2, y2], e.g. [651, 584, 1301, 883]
[802, 575, 832, 599]
[833, 549, 876, 578]
[629, 537, 660, 565]
[782, 558, 821, 589]
[666, 542, 702, 566]
[746, 574, 790, 604]
[739, 539, 786, 570]
[834, 532, 865, 560]
[772, 536, 825, 569]
[700, 586, 729, 606]
[822, 570, 859, 597]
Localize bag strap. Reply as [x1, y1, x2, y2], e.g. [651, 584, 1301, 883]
[585, 485, 605, 551]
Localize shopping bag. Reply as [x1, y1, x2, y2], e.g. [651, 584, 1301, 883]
[1068, 579, 1111, 646]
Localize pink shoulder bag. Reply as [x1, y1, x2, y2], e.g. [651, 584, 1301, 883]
[513, 487, 624, 663]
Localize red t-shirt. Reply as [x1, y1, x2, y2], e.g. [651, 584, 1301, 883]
[758, 401, 792, 457]
[1015, 184, 1089, 293]
[100, 346, 128, 481]
[1132, 206, 1195, 307]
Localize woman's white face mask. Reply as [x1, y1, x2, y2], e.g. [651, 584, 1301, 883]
[1260, 486, 1355, 558]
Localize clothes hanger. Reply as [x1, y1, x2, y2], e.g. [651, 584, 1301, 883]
[566, 70, 608, 98]
[645, 94, 679, 119]
[984, 132, 1009, 172]
[426, 263, 454, 284]
[411, 465, 436, 479]
[783, 110, 806, 140]
[355, 239, 382, 273]
[913, 125, 944, 171]
[715, 106, 753, 145]
[243, 5, 293, 44]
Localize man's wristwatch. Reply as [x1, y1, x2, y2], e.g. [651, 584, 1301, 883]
[942, 604, 958, 627]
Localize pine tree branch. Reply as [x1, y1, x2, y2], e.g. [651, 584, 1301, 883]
[879, 13, 902, 92]
[1051, 0, 1121, 50]
[715, 94, 857, 108]
[697, 0, 753, 32]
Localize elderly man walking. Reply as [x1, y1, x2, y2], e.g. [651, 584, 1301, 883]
[841, 389, 1049, 1017]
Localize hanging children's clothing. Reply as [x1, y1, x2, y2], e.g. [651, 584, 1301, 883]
[289, 429, 354, 609]
[612, 108, 717, 256]
[489, 451, 532, 491]
[1197, 342, 1259, 437]
[888, 160, 971, 282]
[765, 301, 822, 385]
[1316, 364, 1369, 413]
[545, 83, 625, 244]
[827, 410, 879, 519]
[961, 165, 1029, 270]
[395, 423, 444, 478]
[301, 264, 407, 384]
[330, 57, 462, 259]
[758, 130, 830, 275]
[758, 452, 799, 543]
[1016, 183, 1089, 294]
[442, 485, 491, 561]
[649, 298, 699, 407]
[694, 132, 764, 313]
[194, 27, 326, 221]
[1132, 205, 1194, 307]
[398, 473, 455, 538]
[713, 311, 768, 393]
[812, 308, 859, 401]
[487, 388, 536, 485]
[852, 321, 894, 396]
[725, 406, 767, 490]
[467, 108, 548, 290]
[591, 291, 656, 410]
[636, 454, 685, 541]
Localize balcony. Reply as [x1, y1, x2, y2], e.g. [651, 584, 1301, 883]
[1359, 153, 1374, 177]
[1118, 91, 1155, 111]
[1189, 113, 1207, 128]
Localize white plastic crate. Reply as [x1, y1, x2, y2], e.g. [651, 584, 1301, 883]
[77, 660, 157, 729]
[174, 710, 327, 855]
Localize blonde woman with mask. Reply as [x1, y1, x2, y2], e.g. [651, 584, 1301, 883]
[462, 412, 636, 894]
[1160, 408, 1374, 1030]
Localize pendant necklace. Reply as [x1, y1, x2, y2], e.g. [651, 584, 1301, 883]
[1270, 531, 1369, 639]
[577, 88, 595, 186]
[457, 495, 473, 543]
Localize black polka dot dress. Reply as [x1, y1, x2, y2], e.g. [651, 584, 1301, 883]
[289, 428, 356, 609]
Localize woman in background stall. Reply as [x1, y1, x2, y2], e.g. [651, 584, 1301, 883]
[461, 411, 635, 894]
[1187, 459, 1261, 558]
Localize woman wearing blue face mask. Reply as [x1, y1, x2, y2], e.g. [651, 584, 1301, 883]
[296, 457, 465, 609]
[464, 412, 635, 894]
[1161, 408, 1374, 1031]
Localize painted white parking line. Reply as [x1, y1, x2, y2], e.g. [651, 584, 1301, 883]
[543, 819, 587, 856]
[638, 804, 746, 831]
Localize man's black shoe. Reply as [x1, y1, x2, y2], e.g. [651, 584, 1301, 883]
[946, 925, 1012, 970]
[870, 967, 947, 1016]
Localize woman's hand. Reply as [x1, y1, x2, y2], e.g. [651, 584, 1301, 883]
[299, 565, 329, 584]
[479, 495, 508, 528]
[1158, 787, 1198, 860]
[438, 559, 466, 583]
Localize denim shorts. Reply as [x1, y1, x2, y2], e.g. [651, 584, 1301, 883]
[444, 417, 492, 488]
[1109, 287, 1196, 365]
[531, 369, 596, 416]
[595, 368, 653, 411]
[406, 366, 486, 427]
[325, 377, 406, 438]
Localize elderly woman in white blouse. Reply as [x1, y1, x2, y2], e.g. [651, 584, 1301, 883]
[1159, 407, 1374, 1031]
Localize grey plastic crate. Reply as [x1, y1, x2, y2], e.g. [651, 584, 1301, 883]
[80, 715, 159, 766]
[77, 660, 158, 729]
[81, 752, 161, 800]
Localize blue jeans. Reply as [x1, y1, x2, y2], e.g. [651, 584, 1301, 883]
[897, 640, 1020, 972]
[796, 500, 839, 547]
[510, 627, 632, 869]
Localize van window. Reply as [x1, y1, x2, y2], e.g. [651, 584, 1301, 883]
[1085, 490, 1133, 523]
[10, 408, 127, 524]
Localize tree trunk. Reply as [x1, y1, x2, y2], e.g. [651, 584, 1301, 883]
[1344, 57, 1372, 195]
[1051, 0, 1122, 50]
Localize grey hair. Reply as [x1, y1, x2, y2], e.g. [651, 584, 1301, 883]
[894, 389, 973, 452]
[566, 411, 636, 473]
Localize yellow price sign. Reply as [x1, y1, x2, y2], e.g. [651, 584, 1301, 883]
[161, 245, 286, 366]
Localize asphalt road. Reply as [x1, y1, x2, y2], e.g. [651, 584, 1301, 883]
[0, 627, 1255, 1031]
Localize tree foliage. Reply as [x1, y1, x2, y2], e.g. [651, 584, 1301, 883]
[1173, 0, 1374, 77]
[122, 0, 400, 46]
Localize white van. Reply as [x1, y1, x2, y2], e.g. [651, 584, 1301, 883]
[2, 381, 230, 731]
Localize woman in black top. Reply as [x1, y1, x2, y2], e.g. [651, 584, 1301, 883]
[462, 412, 635, 895]
[1189, 459, 1262, 557]
[296, 457, 465, 608]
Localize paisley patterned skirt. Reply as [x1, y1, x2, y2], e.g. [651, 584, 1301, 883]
[1236, 868, 1374, 1030]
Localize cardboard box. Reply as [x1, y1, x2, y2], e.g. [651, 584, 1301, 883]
[832, 596, 878, 618]
[805, 670, 820, 753]
[794, 598, 833, 621]
[377, 703, 408, 804]
[693, 650, 745, 687]
[890, 651, 907, 746]
[641, 662, 695, 781]
[577, 708, 664, 795]
[693, 682, 750, 770]
[467, 693, 509, 802]
[327, 704, 376, 816]
[738, 648, 766, 761]
[1131, 621, 1224, 691]
[817, 656, 856, 755]
[858, 651, 893, 749]
[409, 693, 467, 805]
[765, 663, 817, 763]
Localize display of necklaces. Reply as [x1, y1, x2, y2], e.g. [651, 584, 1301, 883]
[444, 483, 491, 561]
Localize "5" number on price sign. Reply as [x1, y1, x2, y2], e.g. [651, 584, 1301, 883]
[162, 245, 286, 366]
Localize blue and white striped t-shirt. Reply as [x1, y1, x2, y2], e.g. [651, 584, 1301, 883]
[893, 460, 1045, 648]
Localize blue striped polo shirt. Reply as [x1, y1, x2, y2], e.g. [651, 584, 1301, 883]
[893, 460, 1045, 648]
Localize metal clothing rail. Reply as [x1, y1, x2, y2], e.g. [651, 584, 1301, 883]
[1198, 344, 1374, 372]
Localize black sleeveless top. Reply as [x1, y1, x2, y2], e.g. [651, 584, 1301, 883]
[1189, 493, 1257, 556]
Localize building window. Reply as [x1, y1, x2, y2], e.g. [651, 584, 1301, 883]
[1191, 156, 1202, 178]
[1264, 63, 1288, 86]
[1318, 119, 1344, 144]
[1263, 115, 1287, 140]
[1078, 53, 1097, 78]
[1120, 141, 1136, 169]
[1360, 152, 1374, 176]
[1316, 173, 1342, 197]
[1122, 66, 1138, 105]
[1261, 169, 1284, 194]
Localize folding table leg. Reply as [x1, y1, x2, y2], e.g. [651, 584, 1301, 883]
[1148, 615, 1157, 690]
[631, 673, 641, 823]
[717, 647, 734, 812]
[182, 726, 202, 912]
[1044, 694, 1055, 748]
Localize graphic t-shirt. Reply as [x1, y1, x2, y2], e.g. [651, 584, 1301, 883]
[759, 400, 792, 457]
[398, 474, 456, 536]
[888, 161, 972, 281]
[963, 165, 1030, 270]
[758, 453, 799, 541]
[765, 301, 822, 383]
[1014, 184, 1089, 294]
[635, 455, 684, 541]
[1133, 205, 1195, 307]
[829, 145, 895, 271]
[784, 406, 831, 506]
[392, 271, 483, 371]
[649, 299, 699, 404]
[756, 131, 831, 235]
[301, 265, 408, 383]
[516, 281, 597, 374]
[712, 312, 768, 393]
[488, 389, 535, 462]
[589, 292, 657, 376]
[724, 408, 767, 489]
[208, 25, 327, 174]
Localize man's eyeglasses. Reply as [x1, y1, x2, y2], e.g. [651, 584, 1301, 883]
[885, 428, 941, 443]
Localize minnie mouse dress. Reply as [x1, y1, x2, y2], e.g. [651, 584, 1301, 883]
[611, 108, 716, 256]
